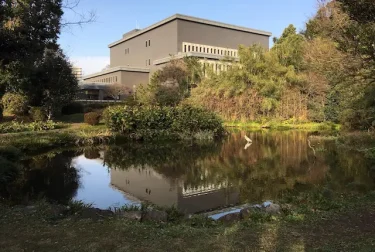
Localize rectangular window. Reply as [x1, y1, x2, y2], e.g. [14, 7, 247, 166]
[200, 47, 202, 52]
[115, 76, 117, 82]
[146, 41, 148, 47]
[148, 59, 150, 65]
[210, 48, 212, 54]
[188, 45, 190, 52]
[214, 49, 216, 54]
[148, 40, 150, 46]
[203, 48, 206, 53]
[184, 45, 187, 52]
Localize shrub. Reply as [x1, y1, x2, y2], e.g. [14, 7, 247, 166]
[84, 112, 101, 125]
[29, 107, 46, 122]
[1, 92, 29, 116]
[0, 105, 3, 121]
[61, 102, 84, 115]
[104, 105, 224, 139]
[0, 120, 58, 133]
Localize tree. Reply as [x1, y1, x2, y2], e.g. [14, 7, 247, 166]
[32, 48, 78, 118]
[105, 83, 131, 101]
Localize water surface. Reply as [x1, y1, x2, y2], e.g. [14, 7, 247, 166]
[4, 130, 374, 213]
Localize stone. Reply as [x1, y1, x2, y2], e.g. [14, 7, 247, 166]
[262, 201, 273, 208]
[217, 212, 242, 223]
[120, 211, 142, 221]
[142, 209, 168, 222]
[263, 203, 280, 215]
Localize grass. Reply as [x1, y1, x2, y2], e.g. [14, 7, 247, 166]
[1, 194, 375, 251]
[0, 123, 116, 153]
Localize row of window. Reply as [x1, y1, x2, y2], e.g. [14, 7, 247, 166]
[183, 42, 238, 57]
[145, 39, 151, 47]
[124, 48, 130, 54]
[203, 62, 232, 74]
[93, 76, 118, 83]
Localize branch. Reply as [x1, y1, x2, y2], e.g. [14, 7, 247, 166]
[61, 0, 96, 28]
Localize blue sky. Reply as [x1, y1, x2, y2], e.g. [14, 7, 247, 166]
[59, 0, 318, 75]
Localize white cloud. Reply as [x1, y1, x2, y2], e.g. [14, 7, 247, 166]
[70, 56, 110, 76]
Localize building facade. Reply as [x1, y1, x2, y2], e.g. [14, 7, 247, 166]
[83, 14, 271, 92]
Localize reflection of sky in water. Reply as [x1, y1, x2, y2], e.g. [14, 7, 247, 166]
[72, 155, 139, 209]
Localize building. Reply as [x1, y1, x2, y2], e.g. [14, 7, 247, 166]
[83, 14, 271, 91]
[72, 66, 83, 80]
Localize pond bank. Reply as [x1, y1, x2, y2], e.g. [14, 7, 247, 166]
[2, 192, 375, 251]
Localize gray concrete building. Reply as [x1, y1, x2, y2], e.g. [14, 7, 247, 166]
[83, 14, 271, 93]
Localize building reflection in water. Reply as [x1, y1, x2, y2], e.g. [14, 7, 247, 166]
[110, 166, 239, 214]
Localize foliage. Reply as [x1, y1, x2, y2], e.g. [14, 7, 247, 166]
[103, 105, 224, 139]
[188, 43, 308, 121]
[29, 107, 46, 122]
[84, 112, 101, 126]
[0, 104, 2, 121]
[136, 57, 202, 106]
[0, 120, 59, 134]
[1, 92, 29, 116]
[32, 48, 78, 119]
[304, 0, 375, 129]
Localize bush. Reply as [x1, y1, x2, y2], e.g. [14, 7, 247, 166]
[1, 92, 29, 116]
[0, 120, 58, 133]
[84, 112, 101, 125]
[61, 102, 84, 115]
[29, 107, 46, 122]
[104, 105, 224, 138]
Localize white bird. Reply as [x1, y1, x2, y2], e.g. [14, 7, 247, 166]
[244, 142, 252, 150]
[244, 135, 252, 143]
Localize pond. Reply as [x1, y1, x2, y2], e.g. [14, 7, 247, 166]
[3, 130, 375, 214]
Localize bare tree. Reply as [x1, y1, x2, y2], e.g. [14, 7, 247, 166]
[61, 0, 96, 28]
[105, 83, 132, 101]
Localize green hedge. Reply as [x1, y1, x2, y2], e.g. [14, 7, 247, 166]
[103, 105, 224, 139]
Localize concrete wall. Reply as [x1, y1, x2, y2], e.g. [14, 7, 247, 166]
[120, 71, 149, 89]
[110, 20, 178, 68]
[83, 70, 149, 90]
[177, 19, 269, 52]
[84, 71, 122, 84]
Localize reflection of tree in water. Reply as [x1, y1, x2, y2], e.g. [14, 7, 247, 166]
[2, 151, 80, 204]
[103, 131, 374, 203]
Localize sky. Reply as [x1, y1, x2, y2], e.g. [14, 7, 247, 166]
[59, 0, 318, 75]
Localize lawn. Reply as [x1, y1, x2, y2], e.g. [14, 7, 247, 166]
[1, 199, 375, 252]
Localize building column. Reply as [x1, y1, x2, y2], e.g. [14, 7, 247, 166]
[99, 90, 104, 100]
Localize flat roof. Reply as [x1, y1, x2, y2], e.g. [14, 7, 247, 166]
[82, 66, 150, 80]
[108, 14, 272, 48]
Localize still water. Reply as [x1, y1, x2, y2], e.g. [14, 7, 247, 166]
[6, 131, 375, 213]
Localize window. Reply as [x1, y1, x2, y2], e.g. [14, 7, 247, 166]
[203, 47, 206, 53]
[210, 48, 212, 53]
[188, 45, 190, 52]
[148, 59, 151, 65]
[148, 40, 150, 46]
[214, 49, 216, 54]
[200, 47, 202, 52]
[146, 60, 148, 66]
[115, 76, 117, 82]
[221, 50, 223, 55]
[146, 41, 148, 47]
[184, 45, 187, 52]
